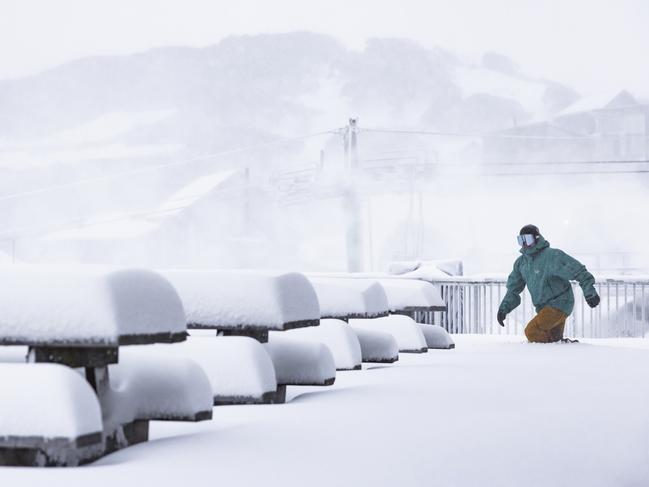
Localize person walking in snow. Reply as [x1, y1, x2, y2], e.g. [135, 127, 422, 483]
[497, 224, 600, 343]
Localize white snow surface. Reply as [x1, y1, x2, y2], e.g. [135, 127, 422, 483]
[284, 319, 362, 370]
[351, 315, 428, 353]
[163, 270, 320, 330]
[265, 335, 336, 385]
[4, 336, 649, 486]
[109, 351, 213, 424]
[0, 266, 186, 345]
[0, 363, 102, 438]
[418, 324, 455, 349]
[308, 277, 389, 318]
[351, 327, 399, 363]
[139, 335, 277, 399]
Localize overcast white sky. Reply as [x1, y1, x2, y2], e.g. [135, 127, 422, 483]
[2, 0, 648, 97]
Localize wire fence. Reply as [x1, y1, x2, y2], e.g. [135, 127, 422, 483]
[413, 277, 649, 338]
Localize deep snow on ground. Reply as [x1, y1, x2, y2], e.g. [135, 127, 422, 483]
[3, 335, 649, 486]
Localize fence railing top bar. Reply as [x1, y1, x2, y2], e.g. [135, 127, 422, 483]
[420, 275, 649, 285]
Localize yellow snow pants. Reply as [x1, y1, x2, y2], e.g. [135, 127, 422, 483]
[524, 306, 568, 343]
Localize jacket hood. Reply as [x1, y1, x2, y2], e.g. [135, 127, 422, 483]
[520, 236, 550, 256]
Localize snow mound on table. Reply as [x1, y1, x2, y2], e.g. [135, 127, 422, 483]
[309, 278, 389, 319]
[265, 336, 336, 386]
[377, 279, 445, 312]
[418, 324, 455, 349]
[351, 315, 428, 353]
[283, 319, 362, 371]
[0, 363, 102, 438]
[162, 270, 320, 330]
[387, 261, 421, 274]
[351, 328, 399, 363]
[155, 335, 277, 402]
[0, 266, 186, 346]
[109, 351, 213, 424]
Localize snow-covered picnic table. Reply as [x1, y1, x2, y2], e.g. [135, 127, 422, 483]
[0, 266, 213, 466]
[163, 270, 320, 340]
[159, 270, 335, 404]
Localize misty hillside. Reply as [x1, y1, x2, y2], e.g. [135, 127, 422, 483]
[0, 32, 577, 149]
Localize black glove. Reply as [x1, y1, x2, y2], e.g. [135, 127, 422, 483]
[585, 294, 600, 308]
[497, 310, 506, 327]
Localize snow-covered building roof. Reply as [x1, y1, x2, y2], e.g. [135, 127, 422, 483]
[46, 169, 239, 241]
[557, 90, 643, 117]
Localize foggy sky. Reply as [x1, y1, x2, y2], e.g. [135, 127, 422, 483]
[3, 0, 648, 98]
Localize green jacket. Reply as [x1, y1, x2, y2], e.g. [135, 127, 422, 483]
[498, 236, 597, 316]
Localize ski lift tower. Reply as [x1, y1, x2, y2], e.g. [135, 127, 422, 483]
[343, 118, 363, 272]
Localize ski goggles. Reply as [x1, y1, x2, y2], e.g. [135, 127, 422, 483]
[517, 234, 536, 246]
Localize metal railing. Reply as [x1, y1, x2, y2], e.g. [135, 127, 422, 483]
[413, 277, 649, 338]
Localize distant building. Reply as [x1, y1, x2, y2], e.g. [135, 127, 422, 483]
[483, 90, 649, 163]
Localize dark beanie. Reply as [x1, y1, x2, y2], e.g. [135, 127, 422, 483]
[519, 224, 540, 236]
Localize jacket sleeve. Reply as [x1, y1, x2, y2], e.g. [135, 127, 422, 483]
[553, 250, 597, 298]
[499, 259, 526, 314]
